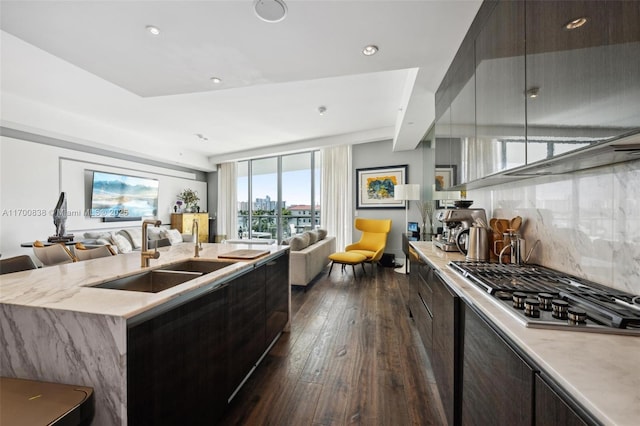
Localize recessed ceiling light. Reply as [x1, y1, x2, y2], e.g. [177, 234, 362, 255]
[254, 0, 287, 23]
[146, 25, 161, 36]
[526, 87, 540, 98]
[210, 77, 222, 84]
[362, 45, 379, 56]
[564, 17, 587, 30]
[318, 106, 327, 115]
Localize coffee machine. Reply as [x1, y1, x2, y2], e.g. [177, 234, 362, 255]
[433, 208, 488, 253]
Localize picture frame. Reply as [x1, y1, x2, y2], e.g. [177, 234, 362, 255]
[435, 165, 457, 208]
[356, 165, 407, 209]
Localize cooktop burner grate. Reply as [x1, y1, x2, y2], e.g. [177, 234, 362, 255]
[449, 261, 640, 334]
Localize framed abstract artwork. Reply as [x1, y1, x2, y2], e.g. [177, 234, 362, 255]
[356, 165, 407, 209]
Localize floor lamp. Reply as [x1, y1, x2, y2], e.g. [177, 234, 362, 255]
[394, 184, 421, 274]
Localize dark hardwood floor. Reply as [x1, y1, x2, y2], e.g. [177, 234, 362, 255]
[219, 265, 447, 426]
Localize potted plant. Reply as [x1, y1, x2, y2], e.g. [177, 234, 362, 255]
[177, 189, 200, 213]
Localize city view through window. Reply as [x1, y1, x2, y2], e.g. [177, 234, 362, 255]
[237, 151, 321, 241]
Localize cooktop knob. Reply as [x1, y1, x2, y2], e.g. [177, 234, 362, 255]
[568, 308, 587, 325]
[512, 292, 528, 309]
[524, 298, 540, 318]
[552, 299, 569, 319]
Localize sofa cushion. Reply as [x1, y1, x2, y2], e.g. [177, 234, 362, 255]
[84, 231, 112, 240]
[110, 232, 133, 253]
[289, 233, 310, 251]
[161, 228, 184, 245]
[317, 228, 327, 240]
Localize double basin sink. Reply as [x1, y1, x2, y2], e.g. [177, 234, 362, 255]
[91, 260, 237, 293]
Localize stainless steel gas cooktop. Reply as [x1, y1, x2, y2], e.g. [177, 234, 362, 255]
[449, 261, 640, 336]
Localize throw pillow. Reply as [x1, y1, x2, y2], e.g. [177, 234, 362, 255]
[110, 233, 132, 253]
[123, 228, 143, 249]
[161, 228, 184, 245]
[289, 234, 310, 251]
[305, 230, 318, 245]
[317, 229, 327, 240]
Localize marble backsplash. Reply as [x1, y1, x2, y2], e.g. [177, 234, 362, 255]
[467, 159, 639, 294]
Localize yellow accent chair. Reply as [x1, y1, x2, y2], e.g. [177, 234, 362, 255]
[345, 218, 392, 271]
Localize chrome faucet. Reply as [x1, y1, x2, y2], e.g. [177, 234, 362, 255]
[141, 219, 161, 267]
[192, 218, 202, 258]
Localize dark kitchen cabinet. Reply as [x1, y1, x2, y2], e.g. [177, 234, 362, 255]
[228, 266, 266, 397]
[409, 257, 433, 352]
[430, 269, 461, 426]
[127, 251, 290, 424]
[461, 304, 534, 426]
[128, 284, 229, 425]
[525, 0, 640, 164]
[535, 374, 589, 426]
[475, 0, 526, 174]
[265, 252, 289, 346]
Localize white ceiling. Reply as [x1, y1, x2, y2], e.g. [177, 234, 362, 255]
[0, 0, 482, 171]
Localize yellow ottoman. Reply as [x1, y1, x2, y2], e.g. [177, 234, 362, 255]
[328, 252, 367, 276]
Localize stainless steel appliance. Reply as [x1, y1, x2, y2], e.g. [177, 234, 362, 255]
[449, 261, 640, 336]
[433, 208, 488, 253]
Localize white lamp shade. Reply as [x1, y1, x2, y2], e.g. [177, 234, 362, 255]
[394, 184, 421, 201]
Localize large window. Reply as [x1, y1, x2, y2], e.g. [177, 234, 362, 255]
[237, 151, 321, 242]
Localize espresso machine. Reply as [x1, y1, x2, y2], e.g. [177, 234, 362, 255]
[433, 208, 488, 252]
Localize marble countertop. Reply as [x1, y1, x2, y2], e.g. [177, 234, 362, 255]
[409, 241, 639, 426]
[0, 243, 288, 319]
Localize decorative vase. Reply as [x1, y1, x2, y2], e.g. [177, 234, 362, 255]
[185, 206, 194, 213]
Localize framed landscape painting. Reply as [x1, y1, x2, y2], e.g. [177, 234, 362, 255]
[356, 165, 407, 209]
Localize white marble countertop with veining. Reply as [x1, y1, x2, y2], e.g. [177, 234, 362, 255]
[409, 241, 640, 426]
[0, 243, 288, 319]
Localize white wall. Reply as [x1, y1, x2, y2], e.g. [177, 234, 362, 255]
[0, 136, 206, 258]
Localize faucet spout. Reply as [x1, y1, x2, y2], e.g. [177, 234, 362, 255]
[141, 219, 162, 267]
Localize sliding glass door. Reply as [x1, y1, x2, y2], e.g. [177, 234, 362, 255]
[237, 151, 321, 242]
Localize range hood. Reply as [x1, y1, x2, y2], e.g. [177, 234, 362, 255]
[457, 130, 640, 190]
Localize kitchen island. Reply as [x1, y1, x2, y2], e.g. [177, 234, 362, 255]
[409, 241, 639, 426]
[0, 242, 290, 425]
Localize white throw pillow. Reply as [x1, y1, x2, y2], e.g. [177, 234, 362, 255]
[123, 228, 143, 249]
[161, 228, 184, 245]
[317, 229, 327, 240]
[110, 233, 133, 253]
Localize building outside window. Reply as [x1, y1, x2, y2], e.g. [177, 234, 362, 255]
[237, 151, 321, 242]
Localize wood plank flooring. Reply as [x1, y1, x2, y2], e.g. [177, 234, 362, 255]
[219, 265, 447, 426]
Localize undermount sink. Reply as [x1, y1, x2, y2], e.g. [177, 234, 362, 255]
[92, 270, 203, 293]
[158, 259, 237, 274]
